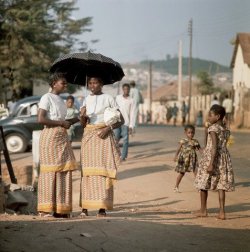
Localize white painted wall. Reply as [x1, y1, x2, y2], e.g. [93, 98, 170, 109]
[232, 45, 250, 113]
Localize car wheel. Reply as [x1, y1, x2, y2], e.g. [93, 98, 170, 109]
[5, 133, 28, 153]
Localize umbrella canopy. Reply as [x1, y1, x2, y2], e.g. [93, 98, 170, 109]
[50, 51, 125, 85]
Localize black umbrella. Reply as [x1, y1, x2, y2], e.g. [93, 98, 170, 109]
[50, 51, 124, 85]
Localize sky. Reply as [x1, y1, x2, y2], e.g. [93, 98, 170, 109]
[74, 0, 250, 67]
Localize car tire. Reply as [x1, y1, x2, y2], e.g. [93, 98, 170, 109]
[5, 133, 28, 153]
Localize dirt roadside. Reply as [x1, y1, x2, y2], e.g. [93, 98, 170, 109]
[0, 125, 250, 252]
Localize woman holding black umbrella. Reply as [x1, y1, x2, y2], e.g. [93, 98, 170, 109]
[79, 77, 124, 217]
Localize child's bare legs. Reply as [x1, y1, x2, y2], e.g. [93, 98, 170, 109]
[195, 190, 208, 217]
[217, 189, 226, 220]
[193, 169, 197, 177]
[175, 172, 185, 190]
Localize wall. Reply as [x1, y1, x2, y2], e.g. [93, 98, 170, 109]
[232, 44, 250, 127]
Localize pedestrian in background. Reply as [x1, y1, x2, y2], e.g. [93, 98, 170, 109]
[130, 80, 143, 128]
[65, 95, 79, 143]
[211, 95, 220, 107]
[194, 104, 235, 220]
[37, 73, 78, 218]
[166, 104, 172, 124]
[79, 77, 124, 217]
[173, 124, 201, 192]
[222, 94, 233, 127]
[196, 110, 203, 127]
[181, 101, 188, 126]
[171, 103, 179, 126]
[114, 83, 135, 161]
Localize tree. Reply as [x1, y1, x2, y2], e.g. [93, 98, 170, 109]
[0, 0, 92, 102]
[196, 71, 215, 95]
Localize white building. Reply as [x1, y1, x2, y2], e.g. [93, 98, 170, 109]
[231, 33, 250, 127]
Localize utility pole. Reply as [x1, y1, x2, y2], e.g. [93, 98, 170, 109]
[187, 18, 193, 123]
[148, 62, 152, 122]
[178, 40, 182, 102]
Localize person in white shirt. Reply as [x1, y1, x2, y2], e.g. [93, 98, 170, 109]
[130, 80, 143, 127]
[114, 83, 135, 161]
[211, 95, 220, 107]
[37, 73, 78, 218]
[222, 94, 233, 126]
[79, 77, 124, 217]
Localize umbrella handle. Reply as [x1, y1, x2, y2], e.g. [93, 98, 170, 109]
[84, 75, 88, 99]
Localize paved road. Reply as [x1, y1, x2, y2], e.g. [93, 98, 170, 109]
[1, 125, 250, 252]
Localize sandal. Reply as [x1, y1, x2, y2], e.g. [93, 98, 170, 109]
[97, 209, 106, 217]
[174, 187, 180, 193]
[39, 212, 53, 218]
[80, 209, 89, 218]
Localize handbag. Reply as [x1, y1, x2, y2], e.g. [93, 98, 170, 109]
[103, 107, 121, 126]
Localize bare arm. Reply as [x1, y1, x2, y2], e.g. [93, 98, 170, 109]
[196, 141, 203, 153]
[38, 108, 71, 129]
[174, 143, 182, 162]
[207, 131, 217, 174]
[79, 107, 89, 128]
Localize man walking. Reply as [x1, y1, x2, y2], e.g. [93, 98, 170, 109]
[130, 80, 143, 127]
[181, 101, 188, 126]
[222, 94, 233, 126]
[172, 103, 179, 127]
[114, 83, 135, 161]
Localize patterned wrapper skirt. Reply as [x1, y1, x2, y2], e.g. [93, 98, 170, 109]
[80, 175, 114, 210]
[38, 126, 77, 214]
[37, 171, 72, 214]
[80, 124, 120, 210]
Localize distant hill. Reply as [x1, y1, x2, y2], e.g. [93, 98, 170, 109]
[140, 57, 231, 75]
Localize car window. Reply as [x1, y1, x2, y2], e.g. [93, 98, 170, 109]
[30, 103, 38, 115]
[17, 102, 38, 117]
[18, 106, 29, 117]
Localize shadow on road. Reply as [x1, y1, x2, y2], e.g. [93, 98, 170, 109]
[132, 149, 175, 159]
[208, 202, 250, 215]
[118, 164, 171, 180]
[129, 140, 163, 147]
[235, 181, 250, 187]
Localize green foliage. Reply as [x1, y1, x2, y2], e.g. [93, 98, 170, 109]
[196, 71, 214, 95]
[0, 0, 92, 98]
[140, 57, 231, 75]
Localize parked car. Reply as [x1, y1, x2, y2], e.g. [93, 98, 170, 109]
[0, 95, 83, 153]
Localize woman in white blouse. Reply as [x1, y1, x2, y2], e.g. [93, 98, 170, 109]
[37, 73, 78, 218]
[80, 77, 124, 217]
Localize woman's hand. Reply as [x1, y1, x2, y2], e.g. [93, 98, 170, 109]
[79, 115, 89, 127]
[79, 106, 89, 127]
[80, 107, 86, 116]
[129, 127, 133, 135]
[97, 126, 111, 139]
[61, 120, 71, 129]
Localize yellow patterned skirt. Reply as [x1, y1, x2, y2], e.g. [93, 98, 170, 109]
[37, 171, 72, 214]
[38, 126, 77, 214]
[80, 124, 120, 210]
[80, 175, 114, 210]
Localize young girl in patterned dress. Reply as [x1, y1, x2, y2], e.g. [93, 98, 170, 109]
[194, 105, 235, 220]
[174, 125, 201, 192]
